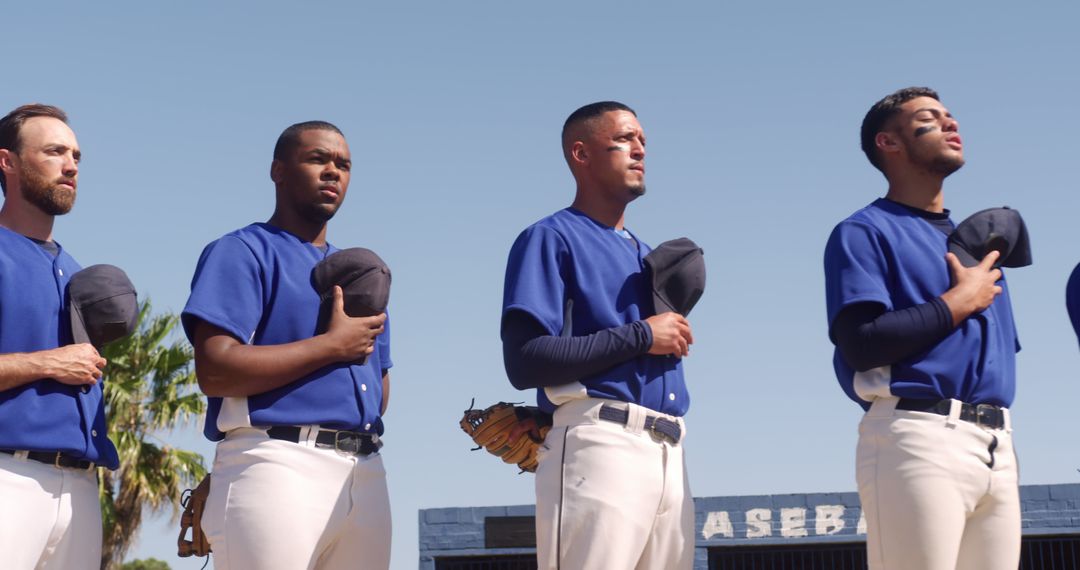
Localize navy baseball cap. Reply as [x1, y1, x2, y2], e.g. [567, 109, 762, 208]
[643, 238, 705, 317]
[67, 265, 138, 349]
[311, 248, 391, 335]
[948, 207, 1032, 269]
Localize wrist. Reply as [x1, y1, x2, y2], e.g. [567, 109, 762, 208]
[938, 290, 970, 326]
[635, 320, 654, 354]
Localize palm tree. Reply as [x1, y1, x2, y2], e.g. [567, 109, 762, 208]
[98, 301, 208, 570]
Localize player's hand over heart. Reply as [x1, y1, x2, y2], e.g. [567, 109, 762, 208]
[941, 250, 1003, 325]
[324, 286, 386, 361]
[645, 311, 693, 357]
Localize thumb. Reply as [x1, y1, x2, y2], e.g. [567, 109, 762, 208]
[945, 252, 963, 273]
[332, 285, 345, 315]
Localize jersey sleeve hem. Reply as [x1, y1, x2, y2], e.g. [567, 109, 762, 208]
[826, 295, 892, 336]
[503, 304, 560, 337]
[181, 307, 253, 345]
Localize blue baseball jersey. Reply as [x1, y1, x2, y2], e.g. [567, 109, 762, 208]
[1066, 263, 1080, 348]
[0, 227, 119, 468]
[182, 223, 392, 441]
[824, 199, 1019, 409]
[502, 207, 688, 416]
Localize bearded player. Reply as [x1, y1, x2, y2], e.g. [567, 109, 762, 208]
[0, 104, 118, 570]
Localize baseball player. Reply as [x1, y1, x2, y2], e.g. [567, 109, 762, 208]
[0, 104, 118, 569]
[501, 101, 696, 570]
[1065, 265, 1080, 346]
[824, 87, 1021, 569]
[183, 121, 392, 570]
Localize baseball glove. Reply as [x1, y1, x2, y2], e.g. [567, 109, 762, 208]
[460, 401, 552, 473]
[177, 474, 212, 558]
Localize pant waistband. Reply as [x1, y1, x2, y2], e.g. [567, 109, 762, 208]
[553, 398, 685, 444]
[265, 426, 382, 456]
[598, 404, 682, 444]
[0, 449, 95, 470]
[895, 398, 1009, 430]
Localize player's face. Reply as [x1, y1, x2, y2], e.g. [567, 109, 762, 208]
[8, 117, 80, 216]
[277, 129, 351, 224]
[586, 110, 647, 199]
[892, 96, 964, 176]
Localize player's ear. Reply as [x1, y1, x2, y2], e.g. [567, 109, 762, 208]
[570, 141, 588, 165]
[269, 159, 283, 183]
[0, 149, 15, 176]
[875, 131, 901, 155]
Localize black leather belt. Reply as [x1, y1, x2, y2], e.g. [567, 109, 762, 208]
[1, 449, 95, 470]
[896, 398, 1007, 430]
[266, 426, 381, 456]
[598, 404, 682, 444]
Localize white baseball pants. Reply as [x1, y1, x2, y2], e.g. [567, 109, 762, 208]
[857, 397, 1020, 570]
[535, 398, 694, 570]
[203, 427, 392, 570]
[0, 452, 101, 570]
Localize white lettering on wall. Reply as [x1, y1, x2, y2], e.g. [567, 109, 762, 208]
[700, 504, 867, 541]
[815, 505, 845, 535]
[780, 508, 808, 538]
[745, 508, 772, 538]
[701, 511, 734, 540]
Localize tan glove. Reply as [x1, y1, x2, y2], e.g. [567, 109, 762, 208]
[177, 474, 212, 558]
[460, 401, 552, 473]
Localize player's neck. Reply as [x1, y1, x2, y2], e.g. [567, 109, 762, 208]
[0, 196, 56, 242]
[570, 192, 628, 230]
[884, 171, 946, 214]
[267, 210, 329, 246]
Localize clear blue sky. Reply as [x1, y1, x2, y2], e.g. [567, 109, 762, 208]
[3, 2, 1079, 568]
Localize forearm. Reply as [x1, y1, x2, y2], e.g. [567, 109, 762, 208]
[380, 371, 390, 415]
[833, 299, 954, 372]
[0, 352, 52, 391]
[502, 311, 652, 390]
[194, 327, 344, 398]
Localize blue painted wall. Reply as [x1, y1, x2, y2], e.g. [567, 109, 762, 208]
[419, 483, 1080, 570]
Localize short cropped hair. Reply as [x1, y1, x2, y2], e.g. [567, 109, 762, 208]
[0, 104, 69, 194]
[273, 120, 344, 161]
[561, 101, 636, 161]
[860, 87, 940, 172]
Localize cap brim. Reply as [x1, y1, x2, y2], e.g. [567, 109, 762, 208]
[69, 304, 92, 346]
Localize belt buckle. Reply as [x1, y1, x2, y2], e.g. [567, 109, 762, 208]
[53, 453, 94, 471]
[333, 431, 360, 455]
[975, 404, 1000, 429]
[648, 417, 675, 444]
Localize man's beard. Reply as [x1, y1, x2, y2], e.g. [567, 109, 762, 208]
[628, 182, 646, 197]
[20, 163, 75, 215]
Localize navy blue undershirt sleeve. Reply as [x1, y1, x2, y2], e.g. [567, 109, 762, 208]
[501, 309, 653, 390]
[832, 298, 955, 372]
[830, 198, 957, 371]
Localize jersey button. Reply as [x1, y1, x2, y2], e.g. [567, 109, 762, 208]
[91, 429, 98, 437]
[81, 385, 90, 393]
[58, 268, 64, 276]
[361, 384, 367, 392]
[668, 393, 676, 401]
[364, 423, 371, 430]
